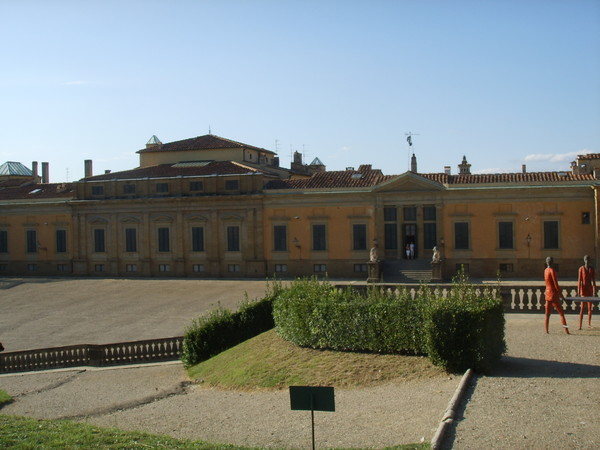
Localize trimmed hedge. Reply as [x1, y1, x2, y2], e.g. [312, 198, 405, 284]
[273, 275, 506, 374]
[273, 278, 430, 354]
[182, 292, 276, 368]
[424, 280, 506, 373]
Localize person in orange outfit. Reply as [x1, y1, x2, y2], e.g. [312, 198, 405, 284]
[577, 254, 596, 330]
[544, 256, 569, 334]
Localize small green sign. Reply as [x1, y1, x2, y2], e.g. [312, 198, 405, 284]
[289, 386, 335, 412]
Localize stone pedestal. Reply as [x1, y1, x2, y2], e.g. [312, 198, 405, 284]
[431, 261, 442, 281]
[367, 261, 381, 283]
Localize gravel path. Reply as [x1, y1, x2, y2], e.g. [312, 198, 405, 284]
[446, 314, 600, 449]
[1, 279, 600, 448]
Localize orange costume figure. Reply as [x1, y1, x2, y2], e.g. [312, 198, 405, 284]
[544, 256, 569, 334]
[577, 255, 596, 329]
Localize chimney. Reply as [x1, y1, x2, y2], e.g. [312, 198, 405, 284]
[32, 161, 39, 181]
[444, 166, 451, 175]
[105, 170, 111, 174]
[84, 160, 93, 178]
[41, 162, 49, 184]
[522, 164, 527, 173]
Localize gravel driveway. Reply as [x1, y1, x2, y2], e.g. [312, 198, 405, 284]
[1, 279, 599, 448]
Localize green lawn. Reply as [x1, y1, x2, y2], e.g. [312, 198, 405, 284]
[188, 329, 446, 389]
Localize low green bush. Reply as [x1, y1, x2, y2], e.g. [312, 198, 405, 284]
[273, 273, 506, 373]
[273, 277, 431, 355]
[425, 272, 506, 374]
[182, 288, 277, 368]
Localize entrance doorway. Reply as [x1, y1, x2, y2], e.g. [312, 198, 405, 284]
[403, 224, 417, 259]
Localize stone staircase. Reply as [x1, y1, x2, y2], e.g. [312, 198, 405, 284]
[381, 258, 432, 283]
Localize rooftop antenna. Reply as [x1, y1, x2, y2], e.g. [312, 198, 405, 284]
[208, 124, 212, 135]
[405, 131, 420, 170]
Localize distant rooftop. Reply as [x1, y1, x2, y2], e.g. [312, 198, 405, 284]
[0, 161, 32, 177]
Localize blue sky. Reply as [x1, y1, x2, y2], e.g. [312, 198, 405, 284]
[1, 0, 599, 182]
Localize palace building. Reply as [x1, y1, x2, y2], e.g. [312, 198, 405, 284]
[1, 135, 598, 280]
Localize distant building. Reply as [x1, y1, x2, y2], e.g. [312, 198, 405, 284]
[0, 135, 598, 279]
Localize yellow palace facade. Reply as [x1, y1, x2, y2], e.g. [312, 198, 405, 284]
[1, 135, 598, 280]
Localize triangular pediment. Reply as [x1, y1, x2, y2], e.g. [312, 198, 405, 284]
[373, 172, 445, 192]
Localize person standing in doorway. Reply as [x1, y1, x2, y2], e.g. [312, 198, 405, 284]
[409, 242, 415, 259]
[577, 255, 596, 329]
[405, 243, 411, 259]
[544, 256, 569, 334]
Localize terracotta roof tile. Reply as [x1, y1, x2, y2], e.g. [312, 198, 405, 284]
[136, 134, 276, 155]
[578, 153, 600, 160]
[83, 161, 272, 182]
[265, 167, 392, 189]
[420, 172, 596, 184]
[0, 182, 75, 201]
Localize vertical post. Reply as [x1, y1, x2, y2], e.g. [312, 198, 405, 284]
[310, 393, 315, 450]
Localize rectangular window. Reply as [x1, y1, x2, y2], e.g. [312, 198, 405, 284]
[191, 227, 204, 252]
[424, 223, 437, 250]
[190, 181, 203, 192]
[94, 264, 104, 273]
[228, 264, 241, 273]
[275, 264, 288, 273]
[582, 212, 590, 224]
[384, 223, 398, 250]
[158, 227, 170, 252]
[544, 221, 559, 249]
[56, 264, 68, 272]
[352, 224, 367, 250]
[273, 225, 287, 251]
[126, 264, 137, 272]
[0, 230, 8, 253]
[423, 206, 437, 221]
[27, 263, 38, 272]
[0, 264, 7, 271]
[123, 184, 136, 194]
[499, 263, 514, 272]
[26, 230, 37, 253]
[498, 221, 513, 249]
[125, 228, 137, 252]
[354, 263, 367, 273]
[91, 186, 104, 195]
[403, 207, 417, 221]
[227, 226, 240, 252]
[225, 180, 239, 190]
[156, 183, 169, 193]
[314, 264, 327, 273]
[159, 264, 170, 272]
[454, 222, 469, 250]
[56, 230, 67, 253]
[94, 229, 105, 252]
[312, 224, 327, 251]
[384, 207, 397, 221]
[192, 264, 204, 273]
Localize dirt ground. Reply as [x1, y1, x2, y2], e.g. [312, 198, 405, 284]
[1, 278, 600, 448]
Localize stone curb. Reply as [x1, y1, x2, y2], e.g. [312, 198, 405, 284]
[430, 368, 474, 449]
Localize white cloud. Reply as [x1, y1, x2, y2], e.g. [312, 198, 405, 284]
[523, 151, 580, 163]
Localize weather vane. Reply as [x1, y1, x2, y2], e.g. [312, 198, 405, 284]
[405, 131, 419, 147]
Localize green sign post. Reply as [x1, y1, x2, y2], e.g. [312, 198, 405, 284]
[289, 386, 335, 449]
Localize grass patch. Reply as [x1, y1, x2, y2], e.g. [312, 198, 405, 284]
[188, 329, 447, 390]
[0, 415, 258, 449]
[0, 389, 12, 406]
